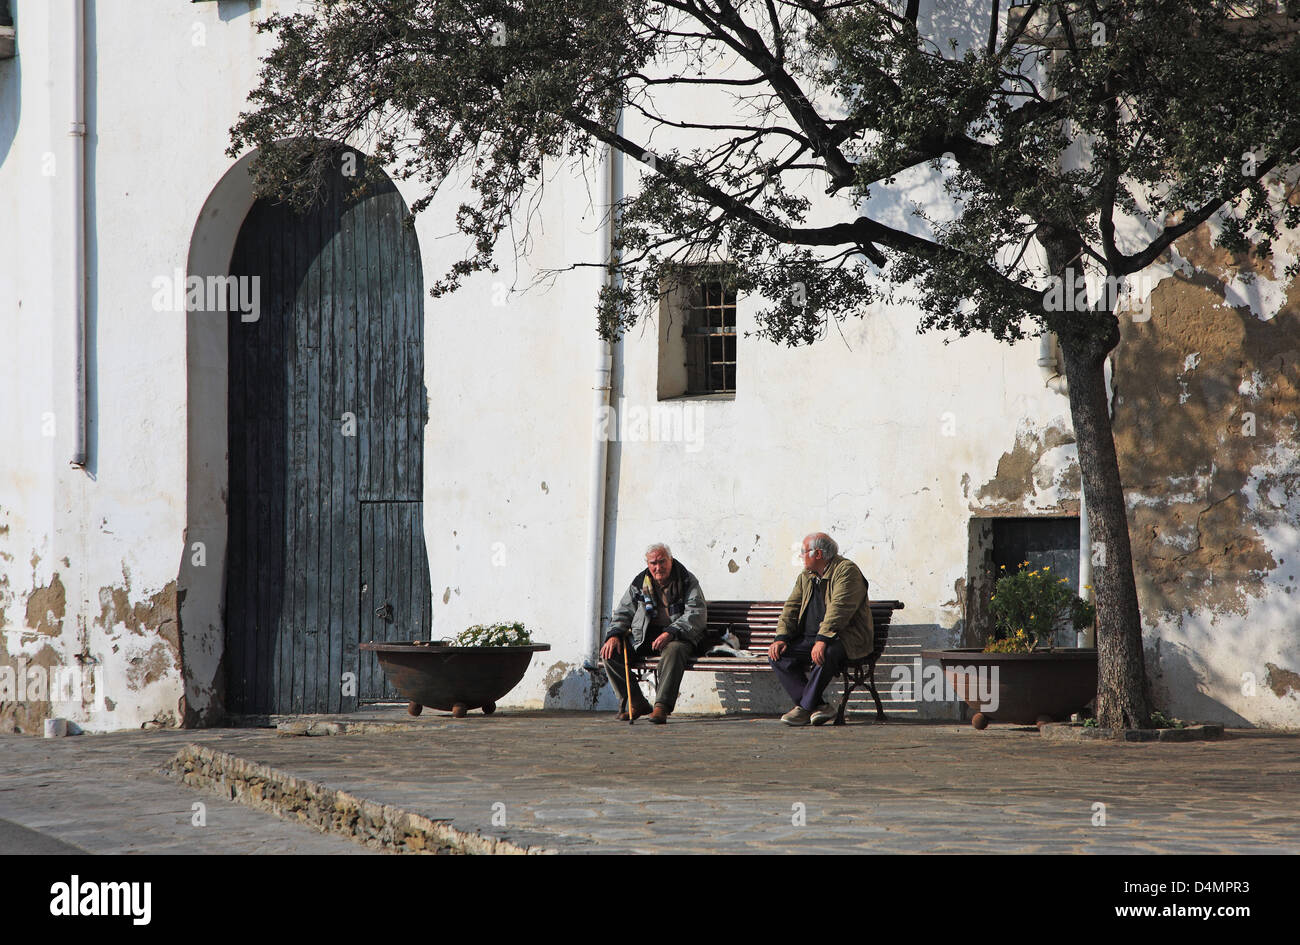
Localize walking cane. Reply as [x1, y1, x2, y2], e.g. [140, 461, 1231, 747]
[622, 635, 635, 726]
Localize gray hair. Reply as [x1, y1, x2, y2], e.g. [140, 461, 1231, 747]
[645, 542, 672, 560]
[807, 534, 838, 558]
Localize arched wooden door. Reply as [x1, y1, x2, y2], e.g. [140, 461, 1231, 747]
[224, 154, 432, 714]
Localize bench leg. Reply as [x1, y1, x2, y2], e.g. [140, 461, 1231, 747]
[867, 673, 886, 722]
[836, 662, 886, 724]
[835, 668, 858, 726]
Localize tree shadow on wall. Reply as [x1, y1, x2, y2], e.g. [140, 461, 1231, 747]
[1113, 269, 1299, 692]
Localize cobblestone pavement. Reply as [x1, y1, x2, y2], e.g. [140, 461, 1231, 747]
[4, 708, 1295, 854]
[0, 728, 374, 854]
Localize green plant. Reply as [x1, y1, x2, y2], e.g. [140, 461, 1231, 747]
[1149, 710, 1186, 730]
[985, 564, 1096, 653]
[1082, 717, 1098, 729]
[453, 622, 531, 647]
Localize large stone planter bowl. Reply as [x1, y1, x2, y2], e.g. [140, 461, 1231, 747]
[360, 642, 550, 717]
[921, 648, 1097, 727]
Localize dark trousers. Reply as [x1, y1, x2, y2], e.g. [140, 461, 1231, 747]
[604, 638, 695, 712]
[770, 636, 847, 710]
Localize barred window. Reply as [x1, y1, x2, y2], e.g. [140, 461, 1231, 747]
[657, 268, 737, 400]
[683, 279, 737, 394]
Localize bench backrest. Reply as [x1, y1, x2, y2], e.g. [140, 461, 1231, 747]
[708, 599, 904, 662]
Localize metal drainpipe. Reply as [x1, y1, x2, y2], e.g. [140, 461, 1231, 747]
[1079, 485, 1093, 647]
[583, 112, 622, 662]
[70, 0, 88, 468]
[1036, 333, 1068, 395]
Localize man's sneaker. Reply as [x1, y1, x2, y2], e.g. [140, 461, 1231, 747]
[649, 704, 670, 725]
[781, 706, 812, 726]
[810, 703, 837, 726]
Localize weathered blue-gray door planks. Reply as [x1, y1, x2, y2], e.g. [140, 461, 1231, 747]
[226, 154, 432, 714]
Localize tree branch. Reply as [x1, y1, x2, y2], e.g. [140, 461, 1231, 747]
[1117, 151, 1293, 275]
[566, 108, 887, 264]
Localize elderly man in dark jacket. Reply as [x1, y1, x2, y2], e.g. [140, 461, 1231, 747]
[768, 532, 873, 726]
[600, 543, 708, 724]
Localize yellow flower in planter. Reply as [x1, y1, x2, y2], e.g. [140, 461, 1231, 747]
[986, 627, 1033, 654]
[986, 565, 1096, 653]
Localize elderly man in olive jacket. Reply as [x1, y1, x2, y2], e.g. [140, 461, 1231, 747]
[768, 532, 873, 726]
[600, 543, 708, 724]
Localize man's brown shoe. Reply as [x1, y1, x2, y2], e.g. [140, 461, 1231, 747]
[617, 700, 653, 721]
[649, 704, 670, 724]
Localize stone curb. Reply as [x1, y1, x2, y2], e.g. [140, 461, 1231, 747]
[225, 713, 429, 734]
[166, 743, 555, 855]
[274, 719, 416, 737]
[1039, 722, 1225, 742]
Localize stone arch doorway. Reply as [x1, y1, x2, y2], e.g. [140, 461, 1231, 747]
[220, 150, 432, 714]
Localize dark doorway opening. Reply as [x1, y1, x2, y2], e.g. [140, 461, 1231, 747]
[964, 516, 1082, 648]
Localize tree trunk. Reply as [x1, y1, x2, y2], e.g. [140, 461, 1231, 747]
[1057, 320, 1153, 729]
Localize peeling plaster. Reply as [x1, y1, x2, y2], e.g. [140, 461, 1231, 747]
[24, 572, 65, 636]
[1115, 217, 1300, 726]
[975, 420, 1079, 513]
[1115, 272, 1298, 619]
[0, 572, 11, 631]
[0, 567, 191, 733]
[1265, 662, 1300, 700]
[93, 579, 183, 688]
[543, 660, 572, 700]
[127, 641, 180, 691]
[536, 659, 605, 708]
[0, 648, 70, 735]
[96, 578, 180, 648]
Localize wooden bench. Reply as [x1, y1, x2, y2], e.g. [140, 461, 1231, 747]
[640, 599, 905, 725]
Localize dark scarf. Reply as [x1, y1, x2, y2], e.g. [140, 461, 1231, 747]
[632, 560, 687, 624]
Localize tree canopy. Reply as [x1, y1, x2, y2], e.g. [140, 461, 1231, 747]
[230, 0, 1300, 344]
